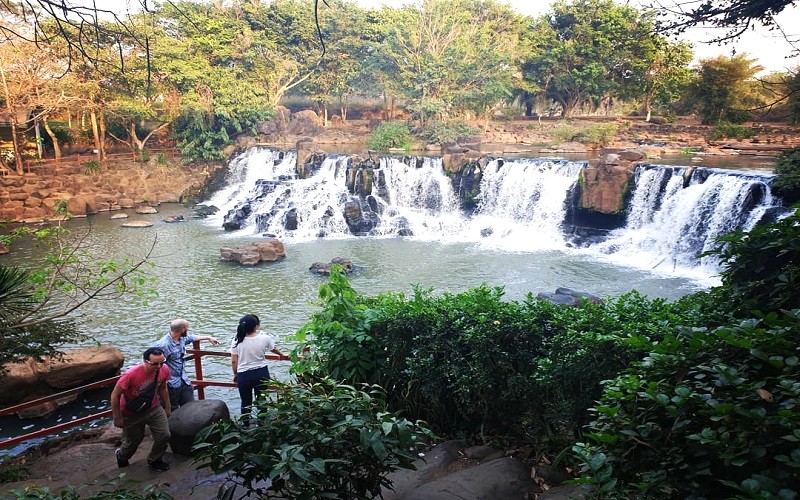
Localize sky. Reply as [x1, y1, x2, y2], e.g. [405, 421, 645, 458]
[101, 0, 800, 74]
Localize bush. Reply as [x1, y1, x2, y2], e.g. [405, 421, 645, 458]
[365, 122, 412, 151]
[709, 121, 755, 141]
[707, 208, 800, 315]
[193, 379, 432, 499]
[772, 146, 800, 205]
[292, 271, 712, 448]
[551, 123, 619, 146]
[576, 309, 800, 498]
[83, 160, 100, 174]
[415, 121, 478, 146]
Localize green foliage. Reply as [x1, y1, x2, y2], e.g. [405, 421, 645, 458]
[680, 146, 703, 155]
[415, 121, 479, 146]
[0, 222, 157, 375]
[365, 122, 412, 151]
[291, 267, 381, 384]
[706, 208, 800, 315]
[135, 150, 151, 163]
[7, 479, 172, 498]
[173, 107, 272, 161]
[552, 123, 619, 146]
[155, 154, 169, 168]
[689, 54, 764, 124]
[772, 146, 800, 205]
[83, 160, 100, 175]
[293, 272, 710, 448]
[193, 379, 433, 499]
[577, 310, 800, 498]
[709, 121, 755, 140]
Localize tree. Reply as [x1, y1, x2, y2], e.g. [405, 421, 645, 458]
[522, 0, 654, 117]
[618, 20, 694, 121]
[758, 67, 800, 123]
[689, 54, 764, 124]
[378, 0, 521, 125]
[0, 32, 78, 172]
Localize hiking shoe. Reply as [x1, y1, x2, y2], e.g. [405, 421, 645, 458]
[115, 448, 129, 468]
[147, 459, 170, 471]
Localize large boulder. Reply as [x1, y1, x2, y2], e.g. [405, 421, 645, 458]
[220, 238, 286, 266]
[578, 149, 642, 213]
[0, 346, 125, 411]
[169, 399, 230, 456]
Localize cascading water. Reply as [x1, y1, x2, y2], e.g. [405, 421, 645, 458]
[469, 158, 585, 250]
[203, 147, 782, 281]
[592, 164, 779, 276]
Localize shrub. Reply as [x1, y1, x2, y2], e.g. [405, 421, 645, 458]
[576, 309, 800, 498]
[551, 123, 619, 146]
[772, 146, 800, 205]
[709, 121, 755, 140]
[415, 121, 478, 146]
[706, 208, 800, 315]
[193, 379, 432, 499]
[293, 271, 712, 448]
[291, 267, 381, 385]
[83, 160, 100, 174]
[365, 122, 412, 151]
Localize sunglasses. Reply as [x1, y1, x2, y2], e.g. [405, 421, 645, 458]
[145, 360, 166, 366]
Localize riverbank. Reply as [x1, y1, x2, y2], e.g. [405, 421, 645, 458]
[1, 116, 797, 226]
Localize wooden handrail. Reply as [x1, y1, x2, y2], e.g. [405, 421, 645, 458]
[0, 343, 300, 450]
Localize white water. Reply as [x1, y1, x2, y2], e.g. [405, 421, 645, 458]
[203, 148, 781, 284]
[593, 166, 776, 281]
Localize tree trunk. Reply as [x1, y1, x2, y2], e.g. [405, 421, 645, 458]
[99, 112, 107, 160]
[43, 116, 62, 159]
[90, 109, 102, 162]
[129, 122, 144, 151]
[9, 120, 24, 175]
[0, 64, 24, 174]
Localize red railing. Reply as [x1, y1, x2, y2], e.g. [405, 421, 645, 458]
[0, 341, 294, 450]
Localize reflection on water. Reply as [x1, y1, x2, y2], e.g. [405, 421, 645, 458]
[0, 202, 709, 449]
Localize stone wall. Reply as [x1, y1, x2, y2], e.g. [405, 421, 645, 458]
[0, 156, 223, 222]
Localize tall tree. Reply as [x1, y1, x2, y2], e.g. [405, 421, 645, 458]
[689, 54, 765, 124]
[617, 16, 694, 121]
[522, 0, 652, 117]
[378, 0, 521, 125]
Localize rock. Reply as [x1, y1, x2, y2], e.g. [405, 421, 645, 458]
[66, 194, 98, 217]
[135, 205, 158, 214]
[0, 346, 124, 408]
[578, 155, 636, 214]
[537, 288, 603, 307]
[219, 238, 286, 266]
[194, 205, 219, 218]
[169, 400, 230, 456]
[109, 213, 128, 219]
[163, 215, 185, 223]
[0, 241, 8, 254]
[122, 220, 154, 227]
[309, 257, 355, 275]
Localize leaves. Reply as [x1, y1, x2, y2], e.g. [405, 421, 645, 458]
[192, 379, 433, 499]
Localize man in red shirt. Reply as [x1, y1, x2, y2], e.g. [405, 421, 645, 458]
[110, 347, 172, 471]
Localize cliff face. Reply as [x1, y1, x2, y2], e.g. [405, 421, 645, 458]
[0, 154, 222, 222]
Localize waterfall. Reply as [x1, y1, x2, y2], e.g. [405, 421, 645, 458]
[470, 158, 584, 250]
[592, 164, 778, 276]
[203, 147, 782, 280]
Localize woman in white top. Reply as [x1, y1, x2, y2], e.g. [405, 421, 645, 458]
[230, 314, 284, 421]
